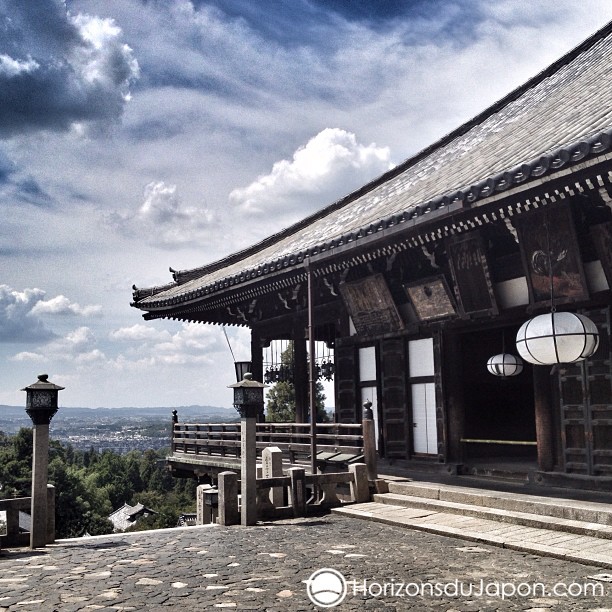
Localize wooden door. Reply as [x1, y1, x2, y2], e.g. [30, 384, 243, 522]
[335, 344, 358, 423]
[380, 338, 409, 458]
[559, 307, 612, 475]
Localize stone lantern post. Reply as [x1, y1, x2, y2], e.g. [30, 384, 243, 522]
[21, 374, 64, 549]
[228, 373, 266, 526]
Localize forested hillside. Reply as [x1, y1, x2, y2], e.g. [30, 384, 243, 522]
[0, 428, 196, 538]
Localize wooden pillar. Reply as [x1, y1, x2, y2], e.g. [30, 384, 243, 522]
[534, 365, 555, 472]
[443, 333, 465, 464]
[240, 416, 258, 525]
[293, 324, 308, 423]
[250, 329, 264, 382]
[362, 403, 378, 481]
[250, 329, 265, 422]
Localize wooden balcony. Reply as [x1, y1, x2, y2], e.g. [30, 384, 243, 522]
[167, 421, 368, 480]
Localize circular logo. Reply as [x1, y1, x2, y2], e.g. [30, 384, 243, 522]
[306, 568, 347, 608]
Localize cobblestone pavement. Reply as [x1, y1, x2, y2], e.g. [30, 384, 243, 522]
[1, 514, 611, 611]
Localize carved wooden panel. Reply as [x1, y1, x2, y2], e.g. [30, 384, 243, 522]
[591, 221, 612, 290]
[339, 274, 404, 337]
[516, 202, 589, 306]
[404, 275, 457, 322]
[447, 232, 498, 317]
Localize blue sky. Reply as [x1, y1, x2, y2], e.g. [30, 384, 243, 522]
[1, 0, 612, 408]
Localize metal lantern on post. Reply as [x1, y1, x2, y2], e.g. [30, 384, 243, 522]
[229, 372, 266, 419]
[516, 312, 599, 365]
[228, 373, 266, 526]
[22, 374, 64, 549]
[487, 353, 524, 377]
[234, 361, 252, 384]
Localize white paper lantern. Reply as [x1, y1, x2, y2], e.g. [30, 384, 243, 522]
[487, 353, 524, 377]
[516, 312, 599, 365]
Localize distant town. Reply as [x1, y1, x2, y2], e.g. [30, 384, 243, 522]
[0, 405, 238, 453]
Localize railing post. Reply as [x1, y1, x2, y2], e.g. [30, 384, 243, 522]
[289, 467, 306, 517]
[46, 484, 55, 544]
[171, 410, 178, 454]
[218, 471, 239, 526]
[262, 446, 284, 507]
[6, 501, 18, 542]
[362, 401, 378, 482]
[196, 484, 213, 525]
[349, 463, 370, 503]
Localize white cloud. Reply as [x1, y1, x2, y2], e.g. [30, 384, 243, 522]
[0, 283, 102, 343]
[11, 351, 45, 362]
[107, 181, 217, 248]
[109, 324, 171, 342]
[229, 128, 393, 221]
[30, 295, 102, 317]
[10, 326, 104, 364]
[0, 54, 39, 77]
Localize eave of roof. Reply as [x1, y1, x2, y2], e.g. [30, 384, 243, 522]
[132, 19, 612, 314]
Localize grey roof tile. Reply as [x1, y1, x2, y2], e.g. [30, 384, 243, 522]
[133, 21, 612, 310]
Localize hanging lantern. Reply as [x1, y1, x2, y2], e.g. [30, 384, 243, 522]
[487, 353, 523, 377]
[320, 360, 335, 381]
[516, 312, 599, 365]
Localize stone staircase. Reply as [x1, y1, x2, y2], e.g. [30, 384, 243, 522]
[332, 480, 612, 568]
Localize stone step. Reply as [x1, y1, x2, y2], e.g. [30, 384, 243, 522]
[374, 492, 612, 539]
[385, 481, 612, 525]
[331, 502, 612, 569]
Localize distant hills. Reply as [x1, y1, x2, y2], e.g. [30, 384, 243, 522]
[0, 404, 237, 435]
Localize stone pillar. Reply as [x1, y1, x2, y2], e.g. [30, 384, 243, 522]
[46, 485, 55, 544]
[21, 374, 63, 549]
[261, 446, 284, 507]
[218, 471, 239, 526]
[349, 463, 370, 503]
[196, 485, 213, 525]
[30, 423, 50, 548]
[241, 417, 257, 525]
[289, 467, 306, 517]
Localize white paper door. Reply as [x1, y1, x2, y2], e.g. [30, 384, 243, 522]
[412, 382, 437, 454]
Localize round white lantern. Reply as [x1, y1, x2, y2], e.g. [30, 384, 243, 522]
[516, 312, 599, 365]
[487, 353, 524, 377]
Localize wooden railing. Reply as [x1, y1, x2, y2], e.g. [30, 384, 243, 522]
[171, 422, 365, 467]
[0, 485, 55, 548]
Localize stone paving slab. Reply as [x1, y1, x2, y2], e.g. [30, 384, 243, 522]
[333, 502, 612, 570]
[375, 492, 612, 538]
[1, 515, 612, 610]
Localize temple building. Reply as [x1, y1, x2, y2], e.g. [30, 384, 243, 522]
[132, 21, 612, 490]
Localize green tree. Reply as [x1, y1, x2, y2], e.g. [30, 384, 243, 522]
[265, 342, 329, 422]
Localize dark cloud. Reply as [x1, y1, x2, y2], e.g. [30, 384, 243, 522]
[198, 0, 458, 45]
[15, 177, 52, 206]
[0, 0, 139, 138]
[0, 285, 57, 343]
[0, 148, 15, 182]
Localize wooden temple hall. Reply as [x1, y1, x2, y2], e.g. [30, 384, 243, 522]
[132, 22, 612, 491]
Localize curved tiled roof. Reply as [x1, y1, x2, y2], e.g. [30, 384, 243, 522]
[133, 20, 612, 312]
